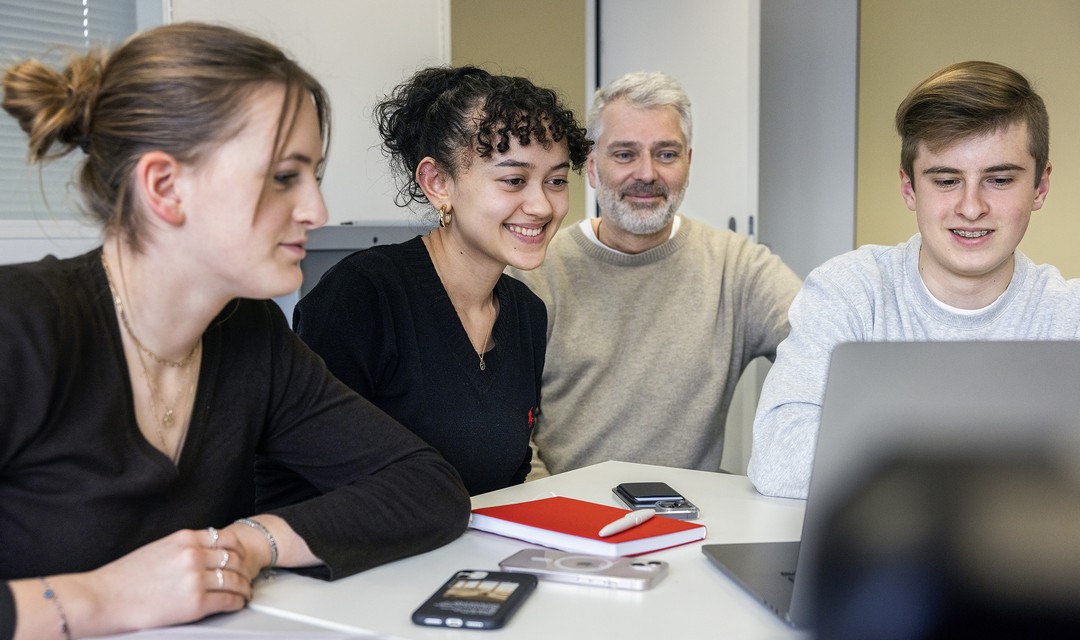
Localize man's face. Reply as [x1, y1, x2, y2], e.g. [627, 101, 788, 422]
[900, 121, 1050, 307]
[588, 100, 691, 235]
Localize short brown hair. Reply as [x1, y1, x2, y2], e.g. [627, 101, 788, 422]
[2, 22, 331, 250]
[895, 61, 1048, 187]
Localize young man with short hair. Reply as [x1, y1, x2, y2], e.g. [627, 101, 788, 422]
[748, 61, 1080, 499]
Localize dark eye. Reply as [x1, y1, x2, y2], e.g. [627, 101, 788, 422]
[274, 172, 299, 186]
[502, 178, 525, 187]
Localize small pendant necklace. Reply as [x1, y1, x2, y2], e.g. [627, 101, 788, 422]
[132, 339, 200, 462]
[102, 253, 199, 368]
[477, 323, 493, 371]
[102, 251, 200, 463]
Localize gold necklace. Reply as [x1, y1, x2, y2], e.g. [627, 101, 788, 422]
[101, 252, 199, 368]
[133, 339, 200, 463]
[101, 251, 201, 463]
[450, 294, 495, 371]
[477, 321, 493, 371]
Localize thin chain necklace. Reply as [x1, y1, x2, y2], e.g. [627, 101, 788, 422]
[101, 252, 199, 368]
[424, 235, 496, 371]
[448, 293, 494, 371]
[477, 320, 493, 371]
[132, 338, 200, 463]
[101, 251, 200, 463]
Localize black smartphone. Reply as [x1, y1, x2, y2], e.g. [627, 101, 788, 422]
[613, 481, 700, 519]
[411, 569, 538, 630]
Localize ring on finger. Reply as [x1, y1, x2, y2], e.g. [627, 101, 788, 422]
[215, 567, 224, 590]
[218, 549, 230, 570]
[207, 526, 219, 548]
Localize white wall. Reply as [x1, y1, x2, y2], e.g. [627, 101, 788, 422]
[1, 0, 451, 266]
[758, 0, 858, 277]
[596, 0, 759, 238]
[172, 0, 450, 226]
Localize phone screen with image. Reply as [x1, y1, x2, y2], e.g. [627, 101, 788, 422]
[411, 570, 538, 630]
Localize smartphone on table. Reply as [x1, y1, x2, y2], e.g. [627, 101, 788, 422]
[499, 548, 669, 590]
[612, 481, 700, 519]
[411, 569, 537, 629]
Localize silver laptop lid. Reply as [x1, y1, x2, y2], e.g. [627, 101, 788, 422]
[790, 340, 1080, 627]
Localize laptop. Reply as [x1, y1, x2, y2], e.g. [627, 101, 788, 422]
[703, 340, 1080, 628]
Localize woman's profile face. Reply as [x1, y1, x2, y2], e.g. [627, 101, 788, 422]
[442, 135, 571, 273]
[177, 84, 328, 301]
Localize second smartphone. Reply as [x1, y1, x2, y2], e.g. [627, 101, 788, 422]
[499, 548, 669, 590]
[612, 481, 700, 519]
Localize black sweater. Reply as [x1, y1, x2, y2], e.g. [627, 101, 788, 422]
[0, 250, 471, 636]
[294, 236, 545, 495]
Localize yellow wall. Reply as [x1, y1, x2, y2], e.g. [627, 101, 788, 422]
[857, 0, 1080, 277]
[450, 0, 589, 223]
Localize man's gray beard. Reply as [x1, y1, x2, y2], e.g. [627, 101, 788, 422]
[596, 180, 687, 235]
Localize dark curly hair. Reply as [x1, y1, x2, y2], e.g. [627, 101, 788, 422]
[375, 65, 591, 208]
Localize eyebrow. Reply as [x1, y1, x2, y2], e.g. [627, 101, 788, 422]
[283, 152, 323, 166]
[921, 163, 1027, 176]
[494, 159, 571, 171]
[606, 140, 684, 151]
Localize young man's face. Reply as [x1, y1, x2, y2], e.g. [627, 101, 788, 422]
[899, 121, 1050, 308]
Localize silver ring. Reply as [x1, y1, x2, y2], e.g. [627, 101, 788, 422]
[215, 568, 224, 590]
[207, 526, 219, 548]
[219, 550, 229, 570]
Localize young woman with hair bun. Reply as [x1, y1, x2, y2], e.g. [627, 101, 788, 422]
[0, 22, 469, 639]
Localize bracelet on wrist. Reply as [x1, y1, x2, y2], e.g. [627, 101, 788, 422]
[235, 517, 278, 569]
[40, 577, 72, 640]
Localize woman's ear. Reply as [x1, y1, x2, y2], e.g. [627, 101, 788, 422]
[133, 151, 185, 226]
[416, 157, 451, 208]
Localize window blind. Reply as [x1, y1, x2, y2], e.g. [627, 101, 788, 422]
[0, 0, 138, 221]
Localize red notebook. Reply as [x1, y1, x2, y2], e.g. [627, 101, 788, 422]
[469, 496, 707, 558]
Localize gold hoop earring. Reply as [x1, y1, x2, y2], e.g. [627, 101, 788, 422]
[438, 204, 452, 228]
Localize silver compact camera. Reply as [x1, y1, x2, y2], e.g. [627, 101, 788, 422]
[499, 548, 669, 590]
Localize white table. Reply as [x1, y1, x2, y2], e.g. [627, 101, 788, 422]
[243, 461, 809, 639]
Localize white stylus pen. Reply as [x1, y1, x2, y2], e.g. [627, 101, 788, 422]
[598, 508, 656, 537]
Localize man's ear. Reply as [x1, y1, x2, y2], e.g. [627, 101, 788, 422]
[133, 151, 185, 226]
[416, 157, 450, 208]
[1032, 161, 1052, 212]
[585, 154, 599, 189]
[899, 167, 917, 212]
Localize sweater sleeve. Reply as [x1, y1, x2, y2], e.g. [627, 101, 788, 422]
[734, 239, 803, 363]
[0, 583, 13, 640]
[747, 263, 871, 499]
[259, 304, 470, 579]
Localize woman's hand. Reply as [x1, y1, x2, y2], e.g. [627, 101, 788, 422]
[87, 527, 257, 632]
[13, 527, 258, 639]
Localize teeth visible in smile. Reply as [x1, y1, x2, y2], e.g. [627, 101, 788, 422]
[507, 224, 543, 237]
[953, 229, 990, 238]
